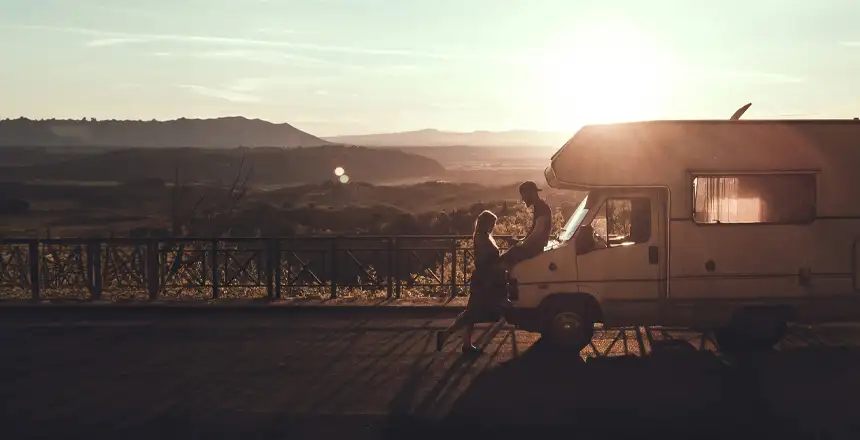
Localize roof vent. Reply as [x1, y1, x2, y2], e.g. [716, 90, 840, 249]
[730, 103, 752, 120]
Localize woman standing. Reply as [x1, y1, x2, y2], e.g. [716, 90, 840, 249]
[436, 210, 507, 354]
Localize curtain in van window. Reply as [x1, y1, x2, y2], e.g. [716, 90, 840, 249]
[694, 174, 815, 224]
[694, 176, 739, 223]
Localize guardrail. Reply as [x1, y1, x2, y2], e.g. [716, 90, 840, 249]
[0, 236, 516, 301]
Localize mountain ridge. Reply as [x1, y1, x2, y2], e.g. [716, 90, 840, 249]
[0, 144, 446, 185]
[324, 129, 574, 148]
[0, 116, 329, 148]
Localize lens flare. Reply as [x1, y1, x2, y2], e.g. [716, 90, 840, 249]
[339, 174, 350, 184]
[334, 167, 345, 177]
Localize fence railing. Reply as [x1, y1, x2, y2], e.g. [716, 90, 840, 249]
[0, 236, 517, 301]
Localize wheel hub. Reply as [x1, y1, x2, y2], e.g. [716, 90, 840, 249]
[554, 312, 582, 339]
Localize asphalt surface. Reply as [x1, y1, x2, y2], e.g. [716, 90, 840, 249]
[2, 308, 860, 439]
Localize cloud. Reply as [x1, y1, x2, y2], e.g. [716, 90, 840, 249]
[228, 77, 273, 93]
[179, 84, 262, 103]
[190, 49, 333, 66]
[87, 37, 153, 47]
[12, 24, 459, 59]
[179, 76, 330, 102]
[149, 48, 425, 78]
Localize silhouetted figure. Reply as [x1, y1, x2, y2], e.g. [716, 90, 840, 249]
[500, 181, 552, 269]
[437, 210, 506, 354]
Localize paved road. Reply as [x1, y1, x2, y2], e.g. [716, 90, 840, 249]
[3, 309, 860, 439]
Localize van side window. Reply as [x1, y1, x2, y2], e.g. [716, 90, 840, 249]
[588, 197, 652, 249]
[692, 173, 816, 224]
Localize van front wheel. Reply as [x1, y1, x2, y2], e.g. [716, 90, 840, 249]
[544, 309, 594, 351]
[716, 318, 787, 353]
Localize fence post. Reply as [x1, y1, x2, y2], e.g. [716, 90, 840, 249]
[86, 243, 94, 295]
[273, 239, 282, 300]
[329, 238, 338, 299]
[394, 238, 401, 299]
[265, 239, 274, 301]
[449, 238, 458, 300]
[211, 239, 220, 299]
[87, 240, 102, 300]
[28, 240, 40, 301]
[145, 241, 159, 300]
[386, 237, 394, 299]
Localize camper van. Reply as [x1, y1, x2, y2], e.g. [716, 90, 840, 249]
[503, 117, 860, 351]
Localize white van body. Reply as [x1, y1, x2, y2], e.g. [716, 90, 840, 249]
[504, 119, 860, 349]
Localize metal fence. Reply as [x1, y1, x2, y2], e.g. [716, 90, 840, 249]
[0, 236, 516, 301]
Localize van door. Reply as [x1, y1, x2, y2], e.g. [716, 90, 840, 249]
[575, 188, 668, 326]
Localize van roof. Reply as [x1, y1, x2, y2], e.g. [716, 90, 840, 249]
[549, 118, 860, 217]
[551, 119, 860, 160]
[586, 118, 860, 126]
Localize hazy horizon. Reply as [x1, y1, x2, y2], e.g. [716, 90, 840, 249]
[4, 0, 860, 136]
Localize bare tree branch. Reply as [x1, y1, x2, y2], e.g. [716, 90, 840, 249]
[163, 149, 255, 237]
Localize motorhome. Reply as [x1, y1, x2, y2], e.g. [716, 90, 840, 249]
[503, 116, 860, 351]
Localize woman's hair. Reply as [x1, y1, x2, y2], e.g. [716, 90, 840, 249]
[473, 210, 497, 236]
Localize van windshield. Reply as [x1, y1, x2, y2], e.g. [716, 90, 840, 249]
[558, 194, 589, 243]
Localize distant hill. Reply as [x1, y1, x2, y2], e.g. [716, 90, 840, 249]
[324, 129, 573, 148]
[0, 145, 445, 185]
[0, 117, 329, 148]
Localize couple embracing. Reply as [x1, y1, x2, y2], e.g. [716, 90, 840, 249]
[436, 181, 552, 353]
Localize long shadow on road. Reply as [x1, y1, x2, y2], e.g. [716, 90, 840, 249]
[6, 319, 860, 440]
[385, 337, 860, 440]
[387, 319, 509, 419]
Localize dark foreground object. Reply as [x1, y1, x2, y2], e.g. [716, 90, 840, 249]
[1, 309, 860, 439]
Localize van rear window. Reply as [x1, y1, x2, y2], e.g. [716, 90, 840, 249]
[692, 173, 816, 224]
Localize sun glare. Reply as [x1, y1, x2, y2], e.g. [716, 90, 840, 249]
[536, 25, 671, 130]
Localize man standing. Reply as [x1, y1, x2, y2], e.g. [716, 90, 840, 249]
[500, 181, 552, 268]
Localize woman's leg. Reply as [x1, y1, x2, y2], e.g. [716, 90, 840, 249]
[461, 323, 477, 352]
[436, 311, 469, 351]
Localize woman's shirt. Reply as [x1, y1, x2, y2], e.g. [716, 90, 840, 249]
[474, 232, 500, 271]
[471, 232, 505, 305]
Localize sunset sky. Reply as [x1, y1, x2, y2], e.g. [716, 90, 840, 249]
[3, 0, 860, 135]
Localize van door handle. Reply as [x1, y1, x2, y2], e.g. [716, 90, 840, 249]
[648, 246, 659, 265]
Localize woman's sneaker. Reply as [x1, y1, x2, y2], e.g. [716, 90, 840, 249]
[462, 344, 482, 355]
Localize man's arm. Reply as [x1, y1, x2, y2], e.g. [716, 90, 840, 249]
[499, 214, 550, 268]
[519, 215, 551, 249]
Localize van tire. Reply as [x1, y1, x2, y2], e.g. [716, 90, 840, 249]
[716, 318, 787, 353]
[541, 304, 594, 351]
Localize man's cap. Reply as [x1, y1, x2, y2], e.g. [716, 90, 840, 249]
[518, 181, 542, 193]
